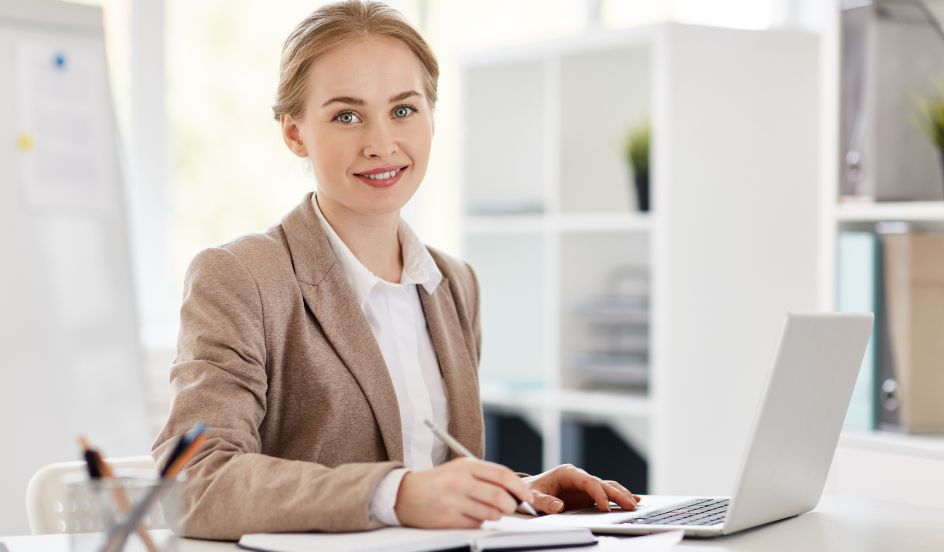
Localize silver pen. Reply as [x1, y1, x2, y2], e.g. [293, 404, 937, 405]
[423, 418, 538, 516]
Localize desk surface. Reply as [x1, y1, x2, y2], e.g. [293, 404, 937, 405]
[2, 496, 942, 551]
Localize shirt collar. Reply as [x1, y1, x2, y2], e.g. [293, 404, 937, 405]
[311, 194, 442, 307]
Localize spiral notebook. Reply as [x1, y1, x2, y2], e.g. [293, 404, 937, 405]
[237, 516, 597, 552]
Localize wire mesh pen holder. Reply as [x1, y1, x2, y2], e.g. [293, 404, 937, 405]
[64, 475, 181, 551]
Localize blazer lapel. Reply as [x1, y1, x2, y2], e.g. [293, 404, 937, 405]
[280, 194, 404, 463]
[420, 278, 485, 460]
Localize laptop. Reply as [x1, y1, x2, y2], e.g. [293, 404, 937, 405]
[532, 313, 874, 538]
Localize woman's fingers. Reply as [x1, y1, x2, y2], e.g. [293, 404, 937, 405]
[532, 491, 565, 514]
[604, 479, 643, 504]
[573, 474, 637, 512]
[459, 493, 506, 523]
[605, 480, 630, 495]
[601, 481, 638, 511]
[464, 478, 517, 515]
[457, 513, 490, 528]
[468, 459, 534, 505]
[578, 477, 614, 512]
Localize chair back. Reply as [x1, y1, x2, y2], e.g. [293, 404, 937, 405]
[25, 456, 163, 534]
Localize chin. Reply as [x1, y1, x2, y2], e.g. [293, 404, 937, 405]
[356, 184, 418, 215]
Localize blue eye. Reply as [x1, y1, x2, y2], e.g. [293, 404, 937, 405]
[335, 111, 361, 124]
[393, 104, 416, 118]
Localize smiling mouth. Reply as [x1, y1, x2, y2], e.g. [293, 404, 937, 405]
[354, 165, 409, 189]
[355, 166, 407, 181]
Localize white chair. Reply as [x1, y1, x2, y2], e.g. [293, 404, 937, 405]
[26, 455, 166, 534]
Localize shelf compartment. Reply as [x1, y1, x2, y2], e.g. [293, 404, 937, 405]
[560, 232, 650, 391]
[559, 44, 652, 215]
[461, 60, 548, 216]
[465, 234, 548, 388]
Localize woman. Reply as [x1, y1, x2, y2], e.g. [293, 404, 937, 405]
[153, 0, 639, 540]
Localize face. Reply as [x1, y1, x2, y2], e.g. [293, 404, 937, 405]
[281, 35, 434, 218]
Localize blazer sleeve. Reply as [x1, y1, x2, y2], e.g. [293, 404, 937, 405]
[152, 247, 402, 540]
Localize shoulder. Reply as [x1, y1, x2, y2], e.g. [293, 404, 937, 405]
[186, 224, 295, 290]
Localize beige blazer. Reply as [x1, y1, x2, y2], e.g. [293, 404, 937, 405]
[152, 193, 484, 540]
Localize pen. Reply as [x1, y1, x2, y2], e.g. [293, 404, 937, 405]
[423, 418, 538, 516]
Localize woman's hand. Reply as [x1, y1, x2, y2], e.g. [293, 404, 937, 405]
[394, 457, 535, 528]
[524, 464, 642, 515]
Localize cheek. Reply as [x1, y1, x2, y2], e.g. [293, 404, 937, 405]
[406, 123, 434, 166]
[309, 128, 356, 174]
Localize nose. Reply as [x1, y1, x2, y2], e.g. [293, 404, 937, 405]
[362, 118, 398, 159]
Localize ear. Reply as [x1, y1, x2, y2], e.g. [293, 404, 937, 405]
[281, 114, 308, 158]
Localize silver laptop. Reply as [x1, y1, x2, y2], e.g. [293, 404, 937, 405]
[533, 313, 874, 538]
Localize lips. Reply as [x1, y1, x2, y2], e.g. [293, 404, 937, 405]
[356, 164, 407, 176]
[354, 165, 408, 188]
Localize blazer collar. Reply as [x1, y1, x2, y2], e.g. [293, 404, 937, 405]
[280, 193, 484, 462]
[310, 193, 443, 308]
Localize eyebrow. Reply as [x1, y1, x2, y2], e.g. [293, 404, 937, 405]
[321, 90, 421, 108]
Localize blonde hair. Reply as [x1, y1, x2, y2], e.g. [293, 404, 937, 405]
[273, 0, 439, 121]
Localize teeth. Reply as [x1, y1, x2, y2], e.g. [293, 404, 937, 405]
[364, 168, 401, 180]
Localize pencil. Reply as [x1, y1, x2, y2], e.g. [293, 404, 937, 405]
[423, 419, 538, 516]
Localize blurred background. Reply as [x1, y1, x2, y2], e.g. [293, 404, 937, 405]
[3, 0, 944, 537]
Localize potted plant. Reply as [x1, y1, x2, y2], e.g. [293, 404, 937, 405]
[623, 122, 651, 212]
[916, 86, 944, 196]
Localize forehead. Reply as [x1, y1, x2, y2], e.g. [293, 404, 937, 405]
[307, 35, 426, 104]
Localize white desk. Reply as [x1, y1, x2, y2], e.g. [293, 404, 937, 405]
[2, 496, 942, 551]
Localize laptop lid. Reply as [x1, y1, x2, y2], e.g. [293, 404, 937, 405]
[724, 313, 873, 534]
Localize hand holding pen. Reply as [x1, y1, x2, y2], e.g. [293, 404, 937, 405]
[423, 419, 538, 516]
[389, 420, 537, 529]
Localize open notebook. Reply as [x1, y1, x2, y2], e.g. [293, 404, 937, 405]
[237, 516, 597, 552]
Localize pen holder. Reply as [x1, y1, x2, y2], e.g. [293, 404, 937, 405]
[63, 475, 181, 552]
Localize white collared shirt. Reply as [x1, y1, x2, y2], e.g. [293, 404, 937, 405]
[312, 194, 449, 526]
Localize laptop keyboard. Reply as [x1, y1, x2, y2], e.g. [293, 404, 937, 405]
[619, 498, 729, 527]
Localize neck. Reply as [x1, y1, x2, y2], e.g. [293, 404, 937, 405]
[316, 193, 403, 283]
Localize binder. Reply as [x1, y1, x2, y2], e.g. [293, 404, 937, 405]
[837, 231, 881, 430]
[882, 232, 944, 433]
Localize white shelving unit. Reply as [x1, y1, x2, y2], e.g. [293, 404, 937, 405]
[820, 1, 944, 504]
[459, 23, 821, 495]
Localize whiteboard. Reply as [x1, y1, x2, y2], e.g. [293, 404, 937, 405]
[0, 0, 150, 535]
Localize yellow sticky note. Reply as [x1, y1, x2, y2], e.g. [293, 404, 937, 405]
[17, 133, 34, 151]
